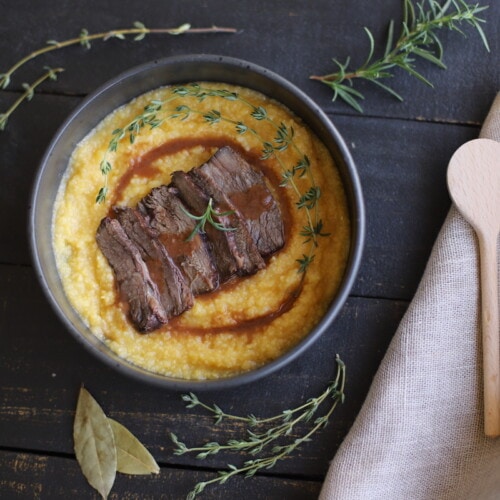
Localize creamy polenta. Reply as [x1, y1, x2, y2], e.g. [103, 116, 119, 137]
[53, 83, 350, 380]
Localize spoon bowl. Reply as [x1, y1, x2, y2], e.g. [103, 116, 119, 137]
[447, 137, 500, 437]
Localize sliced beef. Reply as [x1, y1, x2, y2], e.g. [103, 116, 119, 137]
[187, 168, 266, 276]
[170, 170, 239, 280]
[204, 147, 285, 256]
[96, 217, 168, 332]
[138, 185, 219, 294]
[96, 146, 286, 333]
[114, 207, 194, 319]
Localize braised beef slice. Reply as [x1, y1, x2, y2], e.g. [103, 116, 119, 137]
[96, 217, 168, 332]
[114, 207, 194, 318]
[170, 170, 239, 280]
[204, 147, 285, 256]
[138, 185, 219, 294]
[188, 169, 266, 276]
[96, 146, 286, 333]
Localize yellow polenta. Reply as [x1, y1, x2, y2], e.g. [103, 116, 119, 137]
[53, 83, 350, 380]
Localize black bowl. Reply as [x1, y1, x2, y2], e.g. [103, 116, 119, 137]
[29, 54, 365, 390]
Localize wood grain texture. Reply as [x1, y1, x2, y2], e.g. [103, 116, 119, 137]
[0, 450, 322, 499]
[0, 0, 497, 122]
[0, 0, 497, 497]
[0, 265, 407, 476]
[447, 138, 500, 436]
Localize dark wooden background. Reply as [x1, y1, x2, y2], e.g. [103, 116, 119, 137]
[0, 1, 498, 498]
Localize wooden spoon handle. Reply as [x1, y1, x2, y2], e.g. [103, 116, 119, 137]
[478, 231, 500, 437]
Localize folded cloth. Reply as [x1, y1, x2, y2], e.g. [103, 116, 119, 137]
[320, 93, 500, 500]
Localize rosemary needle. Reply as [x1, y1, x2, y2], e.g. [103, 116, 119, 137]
[180, 198, 236, 241]
[310, 0, 490, 112]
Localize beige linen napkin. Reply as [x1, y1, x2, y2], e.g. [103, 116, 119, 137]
[320, 93, 500, 500]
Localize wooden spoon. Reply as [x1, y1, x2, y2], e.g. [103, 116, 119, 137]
[447, 138, 500, 437]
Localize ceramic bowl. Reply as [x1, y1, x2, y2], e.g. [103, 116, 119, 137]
[29, 54, 365, 390]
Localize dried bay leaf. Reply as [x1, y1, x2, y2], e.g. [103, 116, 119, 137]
[73, 387, 117, 499]
[108, 418, 160, 475]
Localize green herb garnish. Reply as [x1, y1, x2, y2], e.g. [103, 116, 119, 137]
[97, 83, 330, 273]
[0, 23, 236, 132]
[180, 198, 236, 241]
[310, 0, 490, 112]
[171, 355, 346, 499]
[0, 66, 63, 131]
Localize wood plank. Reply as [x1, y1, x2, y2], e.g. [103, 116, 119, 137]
[0, 450, 322, 499]
[0, 264, 407, 477]
[334, 114, 479, 300]
[0, 93, 81, 266]
[0, 0, 497, 123]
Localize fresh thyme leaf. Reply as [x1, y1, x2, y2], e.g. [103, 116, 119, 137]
[297, 186, 321, 209]
[250, 106, 267, 120]
[96, 186, 108, 204]
[0, 24, 236, 131]
[96, 84, 325, 272]
[203, 109, 222, 124]
[293, 155, 311, 178]
[297, 253, 315, 273]
[79, 28, 91, 49]
[310, 0, 490, 112]
[173, 355, 346, 499]
[0, 66, 63, 131]
[300, 220, 331, 245]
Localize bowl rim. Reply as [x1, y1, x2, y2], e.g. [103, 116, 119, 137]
[29, 54, 365, 390]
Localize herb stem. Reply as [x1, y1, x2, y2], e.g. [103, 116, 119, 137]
[175, 355, 346, 499]
[0, 23, 237, 91]
[97, 83, 330, 273]
[180, 198, 236, 241]
[0, 66, 64, 131]
[310, 0, 489, 112]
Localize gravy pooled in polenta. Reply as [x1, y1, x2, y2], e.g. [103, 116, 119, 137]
[53, 83, 350, 380]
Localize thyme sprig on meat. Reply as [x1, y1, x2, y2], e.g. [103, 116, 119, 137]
[310, 0, 490, 112]
[97, 84, 330, 273]
[180, 198, 236, 241]
[171, 355, 346, 499]
[169, 84, 327, 272]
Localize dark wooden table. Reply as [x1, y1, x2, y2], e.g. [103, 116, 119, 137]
[1, 1, 498, 498]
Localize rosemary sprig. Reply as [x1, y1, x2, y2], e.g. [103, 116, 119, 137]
[171, 355, 346, 499]
[180, 198, 236, 241]
[0, 66, 63, 131]
[310, 0, 490, 112]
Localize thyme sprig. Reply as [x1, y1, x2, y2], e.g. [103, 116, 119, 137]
[0, 66, 63, 131]
[0, 22, 236, 91]
[171, 355, 346, 499]
[180, 198, 236, 241]
[310, 0, 490, 112]
[97, 83, 331, 273]
[168, 84, 326, 271]
[0, 22, 236, 132]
